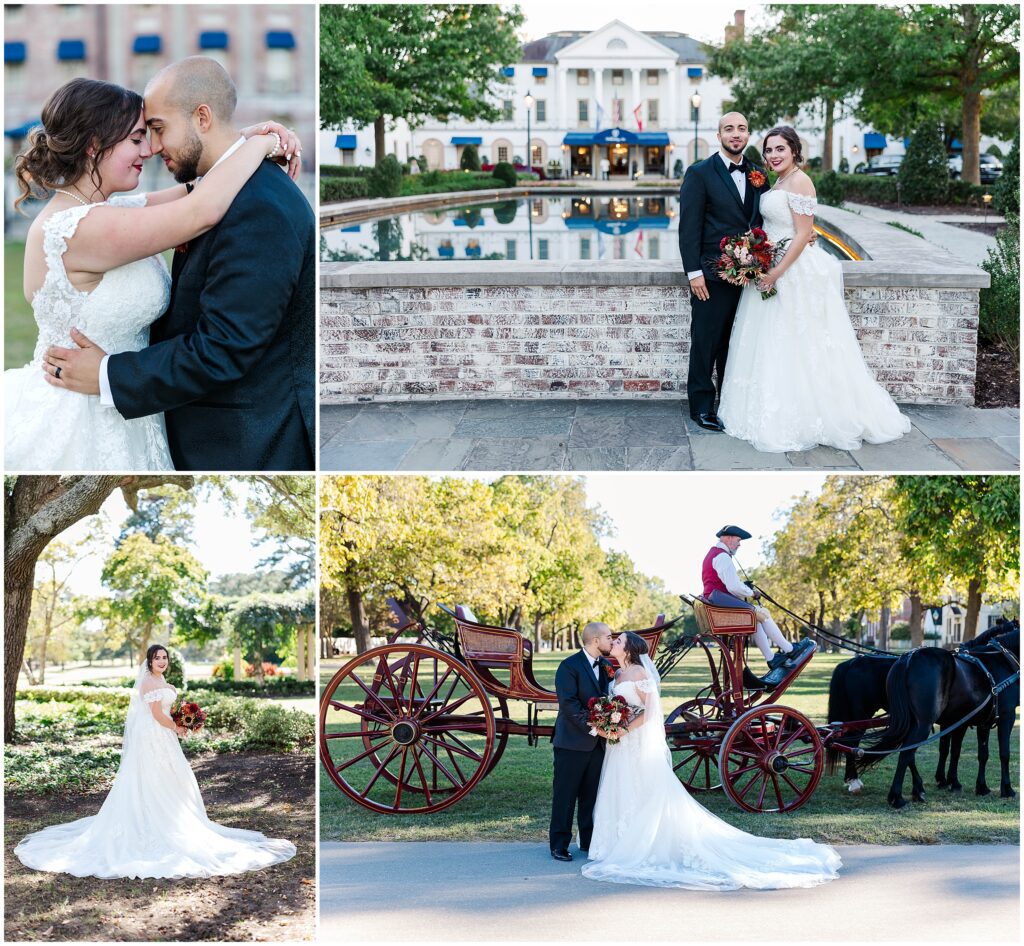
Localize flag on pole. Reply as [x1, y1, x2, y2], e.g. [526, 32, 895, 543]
[633, 103, 643, 131]
[634, 230, 644, 258]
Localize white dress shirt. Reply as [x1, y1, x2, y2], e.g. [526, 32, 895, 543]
[98, 135, 247, 408]
[686, 151, 748, 281]
[711, 541, 755, 598]
[581, 648, 601, 682]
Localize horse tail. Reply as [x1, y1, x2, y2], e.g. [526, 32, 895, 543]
[825, 659, 852, 775]
[856, 654, 914, 775]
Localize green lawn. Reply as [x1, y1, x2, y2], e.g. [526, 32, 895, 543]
[5, 240, 36, 368]
[319, 650, 1019, 845]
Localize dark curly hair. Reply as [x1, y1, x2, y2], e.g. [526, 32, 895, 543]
[145, 644, 169, 672]
[762, 125, 804, 167]
[619, 631, 649, 667]
[14, 77, 144, 212]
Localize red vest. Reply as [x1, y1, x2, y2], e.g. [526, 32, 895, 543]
[702, 546, 729, 597]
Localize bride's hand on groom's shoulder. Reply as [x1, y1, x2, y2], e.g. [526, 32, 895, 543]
[241, 121, 302, 181]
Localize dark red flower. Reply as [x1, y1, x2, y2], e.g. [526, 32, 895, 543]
[588, 697, 598, 708]
[719, 236, 729, 250]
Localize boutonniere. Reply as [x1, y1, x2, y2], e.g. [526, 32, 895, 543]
[602, 659, 616, 680]
[174, 242, 189, 255]
[748, 169, 767, 189]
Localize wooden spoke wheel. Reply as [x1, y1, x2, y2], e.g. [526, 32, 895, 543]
[483, 694, 510, 778]
[319, 644, 495, 815]
[718, 704, 823, 813]
[666, 698, 724, 793]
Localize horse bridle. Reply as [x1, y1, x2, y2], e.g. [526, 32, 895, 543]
[954, 640, 1020, 724]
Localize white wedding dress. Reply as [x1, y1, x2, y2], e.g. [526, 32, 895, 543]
[14, 669, 295, 879]
[4, 194, 174, 471]
[582, 661, 841, 890]
[718, 190, 912, 452]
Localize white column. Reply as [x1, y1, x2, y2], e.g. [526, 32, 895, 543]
[594, 67, 603, 129]
[306, 626, 316, 680]
[558, 65, 568, 129]
[296, 625, 306, 682]
[233, 643, 243, 679]
[631, 68, 641, 127]
[667, 67, 676, 132]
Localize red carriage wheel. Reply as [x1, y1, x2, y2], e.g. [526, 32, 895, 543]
[483, 694, 510, 777]
[319, 644, 495, 815]
[718, 704, 823, 813]
[665, 698, 724, 792]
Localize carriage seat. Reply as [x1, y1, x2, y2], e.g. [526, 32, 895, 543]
[691, 596, 757, 636]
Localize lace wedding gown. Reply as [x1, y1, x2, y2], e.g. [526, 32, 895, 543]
[718, 190, 912, 452]
[14, 674, 296, 879]
[582, 671, 841, 890]
[4, 194, 174, 470]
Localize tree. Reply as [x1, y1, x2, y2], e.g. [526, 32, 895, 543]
[116, 486, 196, 546]
[898, 121, 950, 205]
[993, 129, 1019, 215]
[4, 475, 193, 739]
[320, 3, 525, 164]
[222, 590, 315, 684]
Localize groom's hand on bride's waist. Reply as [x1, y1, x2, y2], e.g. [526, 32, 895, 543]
[42, 328, 106, 396]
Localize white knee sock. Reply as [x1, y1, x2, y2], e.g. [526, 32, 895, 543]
[751, 627, 774, 662]
[760, 616, 793, 653]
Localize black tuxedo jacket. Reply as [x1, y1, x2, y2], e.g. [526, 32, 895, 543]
[107, 161, 316, 471]
[552, 650, 611, 751]
[677, 155, 770, 281]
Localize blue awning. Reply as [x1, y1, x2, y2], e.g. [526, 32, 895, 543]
[532, 67, 548, 77]
[4, 117, 41, 138]
[687, 67, 703, 78]
[563, 132, 594, 146]
[864, 133, 886, 149]
[340, 225, 361, 233]
[133, 35, 161, 54]
[335, 134, 357, 149]
[593, 126, 638, 145]
[451, 136, 482, 145]
[502, 66, 514, 77]
[637, 132, 670, 146]
[266, 31, 295, 49]
[199, 31, 229, 50]
[57, 39, 86, 61]
[465, 245, 482, 257]
[950, 138, 962, 151]
[5, 42, 26, 63]
[564, 216, 669, 233]
[438, 245, 455, 258]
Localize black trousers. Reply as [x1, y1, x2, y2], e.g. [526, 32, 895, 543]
[549, 744, 605, 852]
[687, 278, 743, 417]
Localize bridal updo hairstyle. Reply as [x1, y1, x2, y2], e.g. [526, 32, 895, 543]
[145, 644, 169, 672]
[14, 77, 144, 212]
[619, 631, 649, 667]
[761, 125, 803, 166]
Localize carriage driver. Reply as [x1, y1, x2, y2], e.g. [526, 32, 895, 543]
[703, 526, 815, 687]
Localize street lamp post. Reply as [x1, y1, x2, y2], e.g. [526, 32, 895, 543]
[690, 91, 701, 167]
[524, 91, 535, 177]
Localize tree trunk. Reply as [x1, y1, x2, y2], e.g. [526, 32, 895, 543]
[909, 591, 924, 647]
[816, 591, 826, 641]
[233, 643, 243, 678]
[822, 97, 834, 172]
[348, 588, 372, 654]
[306, 626, 316, 680]
[374, 115, 386, 165]
[961, 87, 982, 185]
[963, 578, 983, 642]
[509, 605, 522, 631]
[879, 600, 891, 650]
[877, 610, 889, 653]
[5, 556, 38, 739]
[532, 615, 542, 651]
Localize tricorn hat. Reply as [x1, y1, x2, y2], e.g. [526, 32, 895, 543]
[716, 525, 752, 540]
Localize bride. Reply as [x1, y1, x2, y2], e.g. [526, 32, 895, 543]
[14, 644, 296, 879]
[4, 76, 300, 471]
[717, 125, 912, 453]
[582, 633, 841, 889]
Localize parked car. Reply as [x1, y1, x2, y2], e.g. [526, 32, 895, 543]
[855, 154, 904, 176]
[949, 153, 1003, 183]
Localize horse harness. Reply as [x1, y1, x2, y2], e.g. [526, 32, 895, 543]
[954, 640, 1021, 725]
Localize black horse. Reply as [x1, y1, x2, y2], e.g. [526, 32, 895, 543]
[857, 628, 1020, 808]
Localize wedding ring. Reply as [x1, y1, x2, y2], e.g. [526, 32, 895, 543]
[55, 366, 62, 379]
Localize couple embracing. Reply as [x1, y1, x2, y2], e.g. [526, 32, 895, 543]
[6, 56, 315, 472]
[679, 113, 911, 453]
[550, 622, 840, 889]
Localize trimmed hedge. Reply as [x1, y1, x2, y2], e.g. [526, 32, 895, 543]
[321, 177, 369, 202]
[321, 164, 375, 178]
[187, 676, 315, 697]
[808, 172, 987, 207]
[400, 173, 507, 197]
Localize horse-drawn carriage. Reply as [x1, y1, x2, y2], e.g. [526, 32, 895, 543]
[319, 595, 931, 816]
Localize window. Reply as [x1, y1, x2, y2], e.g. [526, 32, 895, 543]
[531, 144, 543, 167]
[612, 99, 623, 124]
[265, 48, 294, 94]
[648, 99, 659, 125]
[577, 99, 588, 124]
[505, 239, 517, 260]
[579, 237, 591, 260]
[535, 100, 546, 122]
[534, 72, 546, 85]
[538, 238, 549, 260]
[648, 235, 660, 258]
[611, 69, 624, 86]
[5, 62, 27, 93]
[576, 70, 589, 86]
[497, 145, 509, 163]
[646, 69, 659, 85]
[502, 100, 513, 121]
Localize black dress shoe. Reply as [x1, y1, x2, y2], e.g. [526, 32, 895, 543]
[550, 849, 573, 862]
[742, 667, 767, 690]
[692, 412, 725, 432]
[762, 666, 788, 688]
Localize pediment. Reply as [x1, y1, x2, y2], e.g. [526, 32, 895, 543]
[555, 20, 679, 64]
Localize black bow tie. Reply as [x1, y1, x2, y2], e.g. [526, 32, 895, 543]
[592, 658, 601, 669]
[730, 162, 747, 175]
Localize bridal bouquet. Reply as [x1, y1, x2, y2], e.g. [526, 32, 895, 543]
[587, 695, 643, 745]
[715, 229, 790, 300]
[171, 700, 207, 734]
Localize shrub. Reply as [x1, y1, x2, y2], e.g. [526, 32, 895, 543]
[321, 177, 369, 202]
[366, 154, 404, 198]
[897, 121, 949, 205]
[211, 659, 234, 681]
[459, 143, 481, 172]
[890, 622, 911, 641]
[993, 130, 1019, 216]
[980, 214, 1020, 360]
[320, 164, 374, 178]
[947, 179, 988, 206]
[241, 704, 315, 751]
[840, 173, 899, 204]
[838, 157, 850, 173]
[744, 145, 763, 166]
[188, 676, 315, 697]
[816, 170, 844, 207]
[400, 172, 505, 197]
[492, 160, 517, 188]
[493, 199, 518, 225]
[245, 661, 280, 678]
[165, 648, 187, 690]
[18, 686, 130, 709]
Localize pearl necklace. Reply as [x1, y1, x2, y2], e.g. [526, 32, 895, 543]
[53, 187, 101, 206]
[770, 167, 799, 191]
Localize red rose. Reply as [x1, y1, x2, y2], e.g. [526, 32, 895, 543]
[588, 697, 598, 708]
[719, 236, 729, 250]
[613, 695, 628, 705]
[751, 227, 766, 239]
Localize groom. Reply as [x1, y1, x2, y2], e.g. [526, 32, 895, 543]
[549, 621, 614, 862]
[677, 112, 770, 432]
[43, 56, 315, 471]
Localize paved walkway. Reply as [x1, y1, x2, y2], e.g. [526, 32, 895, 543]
[844, 202, 1003, 267]
[320, 841, 1020, 943]
[320, 401, 1019, 472]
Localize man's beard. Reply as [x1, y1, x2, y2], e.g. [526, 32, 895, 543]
[169, 131, 204, 183]
[721, 140, 747, 156]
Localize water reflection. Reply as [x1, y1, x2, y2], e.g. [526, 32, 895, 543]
[321, 195, 852, 263]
